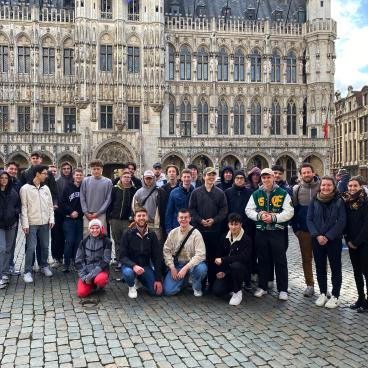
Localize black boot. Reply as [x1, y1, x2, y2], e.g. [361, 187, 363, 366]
[357, 299, 368, 313]
[350, 297, 364, 310]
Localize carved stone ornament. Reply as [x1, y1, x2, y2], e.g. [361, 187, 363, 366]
[97, 143, 133, 164]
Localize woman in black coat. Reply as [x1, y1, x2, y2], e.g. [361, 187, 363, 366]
[0, 171, 21, 289]
[342, 176, 368, 313]
[307, 176, 346, 309]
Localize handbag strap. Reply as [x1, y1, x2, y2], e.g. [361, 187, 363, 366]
[141, 186, 157, 207]
[174, 227, 196, 260]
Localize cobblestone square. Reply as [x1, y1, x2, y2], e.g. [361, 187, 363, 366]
[0, 231, 367, 367]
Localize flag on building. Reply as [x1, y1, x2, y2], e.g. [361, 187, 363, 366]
[323, 116, 329, 139]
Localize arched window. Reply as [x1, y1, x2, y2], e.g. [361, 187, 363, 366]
[169, 99, 175, 135]
[180, 100, 191, 137]
[217, 100, 228, 135]
[251, 101, 261, 135]
[303, 98, 307, 136]
[168, 45, 175, 80]
[251, 50, 261, 82]
[234, 100, 245, 135]
[180, 46, 191, 80]
[197, 99, 208, 134]
[217, 48, 228, 81]
[128, 0, 140, 21]
[287, 101, 297, 135]
[197, 47, 208, 81]
[286, 51, 297, 83]
[286, 158, 297, 181]
[271, 101, 280, 135]
[271, 50, 280, 82]
[234, 49, 245, 81]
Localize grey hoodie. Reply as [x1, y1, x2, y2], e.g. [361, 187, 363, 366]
[132, 179, 159, 223]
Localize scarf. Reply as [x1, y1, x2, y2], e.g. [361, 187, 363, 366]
[136, 224, 148, 237]
[316, 192, 336, 203]
[342, 189, 367, 210]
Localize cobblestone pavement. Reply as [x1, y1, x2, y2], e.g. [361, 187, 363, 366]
[0, 230, 367, 368]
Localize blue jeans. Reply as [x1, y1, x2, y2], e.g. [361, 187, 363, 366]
[24, 224, 50, 274]
[8, 220, 18, 269]
[121, 266, 157, 296]
[0, 226, 17, 277]
[163, 262, 207, 296]
[63, 217, 83, 267]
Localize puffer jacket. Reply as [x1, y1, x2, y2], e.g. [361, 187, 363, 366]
[0, 172, 21, 229]
[75, 235, 112, 282]
[20, 182, 54, 228]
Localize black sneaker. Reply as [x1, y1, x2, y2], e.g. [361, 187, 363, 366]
[350, 298, 364, 310]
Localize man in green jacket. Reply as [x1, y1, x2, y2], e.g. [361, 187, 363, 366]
[245, 168, 294, 300]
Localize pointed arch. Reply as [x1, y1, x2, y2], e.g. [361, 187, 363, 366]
[197, 97, 209, 135]
[287, 100, 297, 135]
[251, 100, 262, 135]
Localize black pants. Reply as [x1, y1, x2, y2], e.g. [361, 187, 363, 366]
[349, 246, 368, 299]
[256, 230, 288, 292]
[268, 227, 289, 282]
[51, 211, 65, 261]
[312, 238, 342, 298]
[201, 231, 220, 289]
[213, 262, 246, 296]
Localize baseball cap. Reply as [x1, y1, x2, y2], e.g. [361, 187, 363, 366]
[203, 167, 217, 175]
[153, 163, 162, 169]
[143, 170, 155, 177]
[260, 168, 274, 176]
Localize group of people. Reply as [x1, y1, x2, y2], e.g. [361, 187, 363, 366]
[0, 153, 367, 312]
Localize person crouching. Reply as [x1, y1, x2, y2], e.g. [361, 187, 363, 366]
[213, 213, 252, 306]
[75, 219, 112, 298]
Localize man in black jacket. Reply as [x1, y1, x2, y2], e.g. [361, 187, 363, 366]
[120, 208, 163, 299]
[107, 169, 136, 263]
[213, 213, 252, 305]
[127, 161, 142, 190]
[189, 167, 228, 290]
[216, 166, 234, 192]
[60, 168, 84, 272]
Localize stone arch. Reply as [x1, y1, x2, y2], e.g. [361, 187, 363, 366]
[220, 154, 242, 170]
[179, 43, 193, 53]
[191, 153, 214, 173]
[303, 154, 324, 177]
[127, 33, 141, 45]
[8, 152, 29, 171]
[63, 37, 74, 48]
[99, 32, 114, 44]
[276, 154, 297, 182]
[246, 153, 269, 171]
[0, 153, 4, 169]
[0, 32, 9, 44]
[94, 140, 135, 179]
[57, 152, 78, 169]
[16, 33, 31, 46]
[41, 152, 54, 166]
[162, 153, 185, 172]
[41, 34, 56, 47]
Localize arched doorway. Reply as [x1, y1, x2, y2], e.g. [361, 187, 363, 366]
[96, 142, 134, 180]
[41, 154, 53, 166]
[162, 155, 185, 172]
[58, 154, 78, 169]
[304, 155, 324, 177]
[0, 156, 4, 170]
[220, 155, 241, 170]
[192, 154, 214, 173]
[247, 155, 268, 171]
[276, 155, 297, 182]
[10, 154, 29, 177]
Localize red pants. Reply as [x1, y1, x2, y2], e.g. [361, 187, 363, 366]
[77, 271, 109, 298]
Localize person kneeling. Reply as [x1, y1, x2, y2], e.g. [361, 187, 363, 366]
[213, 213, 252, 306]
[120, 208, 163, 298]
[75, 219, 112, 298]
[163, 209, 207, 297]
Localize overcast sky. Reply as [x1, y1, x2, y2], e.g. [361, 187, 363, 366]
[332, 0, 368, 95]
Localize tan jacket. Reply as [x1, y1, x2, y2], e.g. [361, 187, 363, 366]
[20, 183, 54, 228]
[163, 225, 206, 269]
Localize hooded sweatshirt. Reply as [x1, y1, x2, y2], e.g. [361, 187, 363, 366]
[216, 166, 234, 191]
[0, 171, 21, 230]
[246, 167, 261, 192]
[132, 179, 159, 223]
[56, 162, 73, 204]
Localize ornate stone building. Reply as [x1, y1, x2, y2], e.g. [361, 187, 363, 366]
[332, 86, 368, 178]
[0, 0, 336, 179]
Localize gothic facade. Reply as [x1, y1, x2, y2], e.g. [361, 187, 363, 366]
[0, 0, 336, 179]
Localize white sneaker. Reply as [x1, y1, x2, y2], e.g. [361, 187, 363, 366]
[325, 296, 340, 309]
[2, 275, 9, 283]
[254, 288, 267, 298]
[134, 279, 142, 290]
[229, 290, 243, 306]
[279, 291, 288, 301]
[267, 281, 274, 289]
[315, 293, 327, 307]
[42, 267, 53, 277]
[303, 286, 315, 297]
[193, 289, 203, 297]
[0, 279, 8, 289]
[24, 272, 33, 283]
[128, 286, 138, 299]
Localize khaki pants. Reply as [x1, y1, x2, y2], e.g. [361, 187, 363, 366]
[109, 219, 130, 261]
[296, 231, 314, 287]
[83, 213, 107, 238]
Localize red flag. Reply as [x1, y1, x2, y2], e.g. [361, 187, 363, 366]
[323, 116, 328, 139]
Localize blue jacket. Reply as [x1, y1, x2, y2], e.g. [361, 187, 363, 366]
[165, 184, 194, 233]
[337, 174, 350, 193]
[307, 195, 346, 241]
